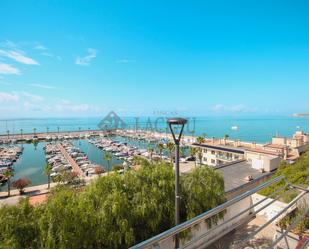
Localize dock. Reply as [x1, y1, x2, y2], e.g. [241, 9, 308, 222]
[57, 143, 84, 176]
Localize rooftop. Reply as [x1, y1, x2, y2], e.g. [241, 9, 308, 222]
[216, 161, 265, 191]
[192, 143, 245, 155]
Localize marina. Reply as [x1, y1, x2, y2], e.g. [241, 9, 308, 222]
[1, 126, 308, 191]
[0, 128, 192, 190]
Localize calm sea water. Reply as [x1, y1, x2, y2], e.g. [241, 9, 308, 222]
[1, 116, 309, 143]
[1, 116, 309, 190]
[0, 136, 166, 191]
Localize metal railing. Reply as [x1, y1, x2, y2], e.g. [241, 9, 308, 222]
[129, 176, 287, 249]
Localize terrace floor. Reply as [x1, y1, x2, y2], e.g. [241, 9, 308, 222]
[208, 215, 277, 249]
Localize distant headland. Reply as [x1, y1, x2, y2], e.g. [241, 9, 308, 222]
[292, 113, 309, 117]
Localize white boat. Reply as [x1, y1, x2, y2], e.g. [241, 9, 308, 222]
[231, 126, 239, 130]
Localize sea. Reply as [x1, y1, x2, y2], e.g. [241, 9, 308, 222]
[1, 115, 309, 143]
[0, 115, 308, 190]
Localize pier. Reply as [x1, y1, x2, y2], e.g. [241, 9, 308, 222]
[57, 143, 84, 176]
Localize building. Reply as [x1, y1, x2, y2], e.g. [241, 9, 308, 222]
[191, 130, 309, 172]
[192, 142, 245, 166]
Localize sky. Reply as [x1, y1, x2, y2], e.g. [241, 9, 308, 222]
[0, 0, 308, 118]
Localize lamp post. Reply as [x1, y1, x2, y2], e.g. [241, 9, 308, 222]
[167, 117, 187, 249]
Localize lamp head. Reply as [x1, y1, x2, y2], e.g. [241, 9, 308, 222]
[167, 118, 187, 126]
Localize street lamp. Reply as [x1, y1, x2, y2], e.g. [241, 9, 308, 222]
[167, 117, 187, 249]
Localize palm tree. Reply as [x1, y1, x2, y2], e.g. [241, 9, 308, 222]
[44, 164, 53, 189]
[4, 169, 13, 197]
[189, 147, 198, 167]
[197, 148, 203, 166]
[196, 136, 205, 144]
[20, 128, 23, 139]
[157, 143, 165, 160]
[104, 152, 112, 173]
[46, 127, 49, 134]
[57, 126, 60, 134]
[191, 130, 195, 142]
[148, 147, 154, 162]
[166, 142, 175, 164]
[33, 128, 36, 136]
[6, 130, 10, 140]
[224, 134, 229, 145]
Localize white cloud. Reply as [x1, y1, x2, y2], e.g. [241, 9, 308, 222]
[0, 63, 20, 75]
[212, 104, 258, 113]
[0, 92, 19, 102]
[28, 83, 55, 89]
[40, 52, 62, 61]
[40, 52, 53, 57]
[55, 100, 100, 112]
[0, 49, 39, 65]
[212, 104, 225, 111]
[34, 44, 47, 50]
[20, 92, 44, 102]
[75, 48, 97, 66]
[116, 58, 136, 64]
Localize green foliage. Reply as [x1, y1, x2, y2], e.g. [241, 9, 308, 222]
[278, 202, 309, 234]
[0, 161, 226, 249]
[259, 147, 309, 202]
[181, 167, 225, 220]
[112, 164, 124, 171]
[196, 136, 205, 144]
[166, 142, 175, 163]
[0, 198, 39, 249]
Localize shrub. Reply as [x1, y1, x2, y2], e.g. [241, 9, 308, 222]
[12, 178, 31, 194]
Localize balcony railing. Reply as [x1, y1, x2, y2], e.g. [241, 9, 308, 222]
[129, 176, 309, 249]
[215, 154, 235, 161]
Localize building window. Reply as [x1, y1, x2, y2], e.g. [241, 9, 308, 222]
[211, 150, 216, 155]
[211, 159, 216, 164]
[203, 157, 207, 162]
[203, 149, 207, 153]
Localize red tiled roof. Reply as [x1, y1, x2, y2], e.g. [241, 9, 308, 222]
[264, 144, 287, 149]
[246, 148, 282, 156]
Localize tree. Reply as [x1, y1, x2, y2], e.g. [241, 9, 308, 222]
[181, 166, 226, 224]
[148, 147, 154, 162]
[12, 178, 31, 195]
[44, 164, 53, 189]
[4, 169, 13, 197]
[94, 166, 105, 175]
[197, 148, 203, 166]
[259, 146, 309, 202]
[196, 136, 205, 144]
[157, 143, 165, 160]
[104, 152, 112, 172]
[0, 161, 226, 249]
[166, 142, 175, 164]
[189, 147, 198, 167]
[223, 134, 229, 145]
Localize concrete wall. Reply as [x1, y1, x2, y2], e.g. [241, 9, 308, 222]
[156, 197, 252, 249]
[251, 193, 288, 222]
[272, 137, 286, 145]
[245, 151, 280, 172]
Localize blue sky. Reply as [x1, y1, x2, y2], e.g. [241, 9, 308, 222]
[0, 0, 308, 118]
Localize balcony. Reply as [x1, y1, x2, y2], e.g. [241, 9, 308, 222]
[216, 154, 235, 161]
